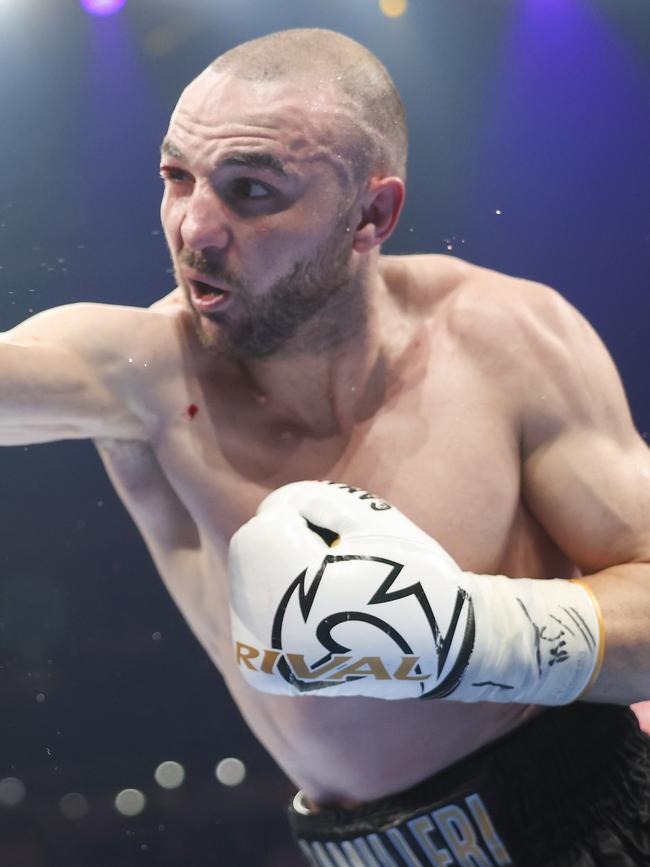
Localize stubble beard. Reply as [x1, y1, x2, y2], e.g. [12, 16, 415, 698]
[181, 218, 362, 360]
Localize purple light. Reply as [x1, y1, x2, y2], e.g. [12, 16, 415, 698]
[80, 0, 127, 16]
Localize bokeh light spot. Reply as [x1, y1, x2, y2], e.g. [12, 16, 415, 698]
[0, 778, 26, 809]
[59, 792, 89, 820]
[380, 0, 408, 18]
[80, 0, 127, 17]
[154, 761, 185, 790]
[114, 788, 146, 817]
[215, 757, 246, 787]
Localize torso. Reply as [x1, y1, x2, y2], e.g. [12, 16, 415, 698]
[100, 254, 577, 804]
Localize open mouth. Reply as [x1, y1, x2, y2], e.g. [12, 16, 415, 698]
[189, 279, 231, 312]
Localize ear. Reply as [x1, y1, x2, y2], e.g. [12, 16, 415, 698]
[351, 177, 405, 254]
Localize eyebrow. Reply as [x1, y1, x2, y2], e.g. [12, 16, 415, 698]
[160, 138, 187, 162]
[160, 139, 288, 178]
[219, 152, 288, 177]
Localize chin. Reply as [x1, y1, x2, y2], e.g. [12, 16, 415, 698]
[194, 314, 238, 357]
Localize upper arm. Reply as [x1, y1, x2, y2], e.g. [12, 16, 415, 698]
[0, 303, 147, 443]
[516, 286, 650, 573]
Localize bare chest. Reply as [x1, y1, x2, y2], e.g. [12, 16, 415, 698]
[125, 334, 574, 800]
[152, 368, 524, 578]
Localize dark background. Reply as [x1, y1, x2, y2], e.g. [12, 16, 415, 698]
[1, 0, 648, 864]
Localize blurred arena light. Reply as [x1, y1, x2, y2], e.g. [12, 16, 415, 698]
[380, 0, 408, 17]
[154, 760, 186, 790]
[114, 788, 147, 817]
[215, 757, 247, 787]
[59, 792, 89, 820]
[0, 777, 26, 808]
[80, 0, 127, 16]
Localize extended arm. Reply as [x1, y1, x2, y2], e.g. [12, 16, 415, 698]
[0, 303, 147, 445]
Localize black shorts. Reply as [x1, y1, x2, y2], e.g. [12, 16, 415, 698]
[288, 702, 650, 866]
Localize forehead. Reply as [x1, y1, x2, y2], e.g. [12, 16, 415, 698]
[168, 69, 356, 168]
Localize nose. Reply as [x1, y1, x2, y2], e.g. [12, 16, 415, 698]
[180, 180, 232, 252]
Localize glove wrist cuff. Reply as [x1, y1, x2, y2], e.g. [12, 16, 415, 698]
[460, 573, 603, 705]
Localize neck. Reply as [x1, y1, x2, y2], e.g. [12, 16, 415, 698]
[238, 257, 409, 437]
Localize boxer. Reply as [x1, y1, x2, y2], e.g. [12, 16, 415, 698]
[2, 28, 650, 865]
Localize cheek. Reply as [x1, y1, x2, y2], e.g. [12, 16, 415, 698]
[160, 197, 184, 245]
[248, 219, 330, 263]
[160, 196, 172, 231]
[243, 232, 311, 282]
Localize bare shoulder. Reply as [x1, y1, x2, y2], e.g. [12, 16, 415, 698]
[438, 261, 592, 368]
[4, 293, 184, 361]
[1, 294, 191, 415]
[383, 253, 585, 356]
[0, 293, 192, 443]
[438, 261, 636, 443]
[147, 286, 188, 317]
[5, 298, 154, 341]
[381, 253, 473, 313]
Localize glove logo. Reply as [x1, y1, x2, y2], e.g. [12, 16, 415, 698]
[271, 552, 475, 699]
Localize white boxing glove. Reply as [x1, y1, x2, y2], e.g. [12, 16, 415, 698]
[229, 481, 604, 704]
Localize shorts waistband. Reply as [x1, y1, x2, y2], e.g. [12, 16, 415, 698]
[289, 703, 649, 866]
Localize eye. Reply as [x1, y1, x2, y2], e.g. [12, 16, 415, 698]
[230, 178, 271, 200]
[160, 166, 191, 184]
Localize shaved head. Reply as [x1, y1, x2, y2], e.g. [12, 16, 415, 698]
[209, 28, 408, 184]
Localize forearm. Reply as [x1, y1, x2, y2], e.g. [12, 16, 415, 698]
[576, 562, 650, 704]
